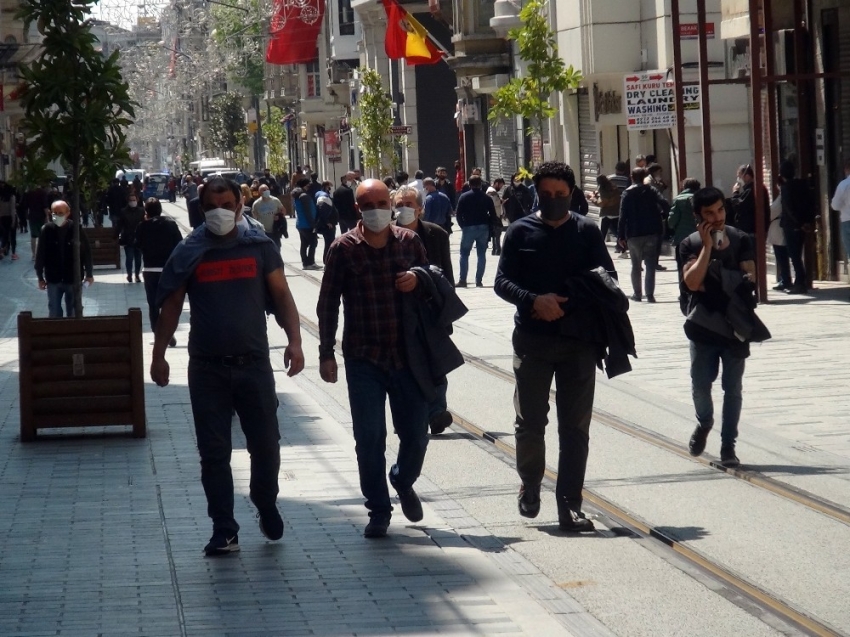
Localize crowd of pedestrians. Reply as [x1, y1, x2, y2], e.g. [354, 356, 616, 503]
[18, 152, 849, 557]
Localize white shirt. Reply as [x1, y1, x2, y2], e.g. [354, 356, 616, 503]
[831, 174, 850, 223]
[409, 179, 426, 198]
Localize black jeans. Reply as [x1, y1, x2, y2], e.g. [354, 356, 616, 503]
[785, 228, 807, 288]
[188, 356, 281, 534]
[491, 225, 503, 255]
[319, 226, 336, 264]
[298, 228, 318, 266]
[512, 330, 597, 510]
[599, 216, 618, 242]
[142, 272, 161, 331]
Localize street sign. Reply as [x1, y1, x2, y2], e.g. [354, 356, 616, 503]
[624, 72, 700, 130]
[390, 125, 412, 135]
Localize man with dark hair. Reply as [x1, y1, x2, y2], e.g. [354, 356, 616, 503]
[680, 187, 761, 468]
[187, 184, 205, 229]
[618, 167, 670, 302]
[293, 176, 320, 269]
[151, 177, 305, 556]
[262, 167, 281, 197]
[135, 197, 183, 345]
[668, 178, 701, 283]
[495, 161, 617, 532]
[779, 160, 815, 294]
[434, 166, 456, 208]
[423, 177, 453, 233]
[333, 172, 358, 233]
[317, 179, 430, 539]
[455, 175, 498, 287]
[396, 171, 409, 186]
[502, 172, 535, 224]
[730, 164, 769, 238]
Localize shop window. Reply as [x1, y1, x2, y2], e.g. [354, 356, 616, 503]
[339, 0, 355, 36]
[306, 58, 321, 98]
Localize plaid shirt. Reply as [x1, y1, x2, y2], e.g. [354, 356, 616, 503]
[317, 223, 428, 369]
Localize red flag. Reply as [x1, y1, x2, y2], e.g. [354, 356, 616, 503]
[266, 0, 326, 65]
[382, 0, 443, 65]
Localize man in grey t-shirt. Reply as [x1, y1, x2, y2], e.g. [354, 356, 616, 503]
[151, 177, 304, 556]
[251, 184, 287, 245]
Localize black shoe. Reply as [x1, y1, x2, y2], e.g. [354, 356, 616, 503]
[475, 281, 483, 288]
[135, 275, 141, 283]
[720, 444, 740, 468]
[257, 507, 284, 541]
[395, 486, 423, 522]
[518, 483, 541, 519]
[204, 531, 240, 556]
[772, 284, 788, 291]
[429, 410, 453, 435]
[126, 275, 132, 283]
[456, 281, 467, 288]
[689, 424, 711, 457]
[646, 295, 656, 303]
[786, 284, 807, 295]
[654, 264, 668, 271]
[168, 336, 177, 348]
[559, 509, 595, 533]
[630, 294, 642, 302]
[364, 515, 390, 538]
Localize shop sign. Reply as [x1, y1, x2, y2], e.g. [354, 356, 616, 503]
[624, 72, 701, 130]
[324, 129, 341, 160]
[680, 23, 715, 39]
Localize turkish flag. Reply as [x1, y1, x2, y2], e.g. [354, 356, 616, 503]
[266, 0, 325, 65]
[382, 0, 443, 65]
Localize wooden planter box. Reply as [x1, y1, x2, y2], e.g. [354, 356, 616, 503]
[18, 309, 147, 441]
[84, 227, 121, 269]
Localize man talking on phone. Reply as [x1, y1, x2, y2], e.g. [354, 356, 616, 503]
[679, 187, 759, 468]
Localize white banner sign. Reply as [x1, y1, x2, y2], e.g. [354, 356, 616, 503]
[624, 72, 701, 130]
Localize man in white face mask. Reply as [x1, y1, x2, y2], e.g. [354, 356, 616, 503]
[35, 200, 94, 317]
[393, 186, 456, 436]
[317, 179, 430, 539]
[150, 177, 305, 557]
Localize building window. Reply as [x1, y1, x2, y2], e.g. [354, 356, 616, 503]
[306, 58, 322, 98]
[477, 0, 496, 29]
[339, 0, 355, 36]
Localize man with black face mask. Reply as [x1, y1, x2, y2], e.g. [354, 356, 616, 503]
[495, 162, 615, 533]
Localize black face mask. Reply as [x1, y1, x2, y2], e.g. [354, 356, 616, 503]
[538, 195, 571, 221]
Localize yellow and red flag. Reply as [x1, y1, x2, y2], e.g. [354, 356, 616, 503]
[382, 0, 443, 65]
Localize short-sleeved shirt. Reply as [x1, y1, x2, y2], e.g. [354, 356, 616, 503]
[252, 196, 284, 233]
[186, 241, 283, 357]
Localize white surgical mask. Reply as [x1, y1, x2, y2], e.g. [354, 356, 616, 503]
[128, 201, 138, 208]
[262, 191, 271, 199]
[205, 208, 236, 236]
[52, 214, 68, 227]
[395, 206, 417, 226]
[361, 208, 393, 233]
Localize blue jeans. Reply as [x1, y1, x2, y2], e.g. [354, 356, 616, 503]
[344, 359, 429, 518]
[124, 245, 142, 277]
[188, 356, 281, 534]
[840, 220, 850, 262]
[459, 224, 490, 284]
[627, 235, 659, 298]
[47, 282, 75, 318]
[772, 244, 792, 288]
[784, 227, 806, 288]
[689, 340, 746, 445]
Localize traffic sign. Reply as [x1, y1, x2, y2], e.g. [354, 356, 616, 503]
[390, 125, 412, 135]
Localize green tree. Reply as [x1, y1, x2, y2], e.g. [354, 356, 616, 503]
[488, 0, 582, 161]
[11, 151, 56, 191]
[210, 0, 265, 96]
[208, 92, 247, 161]
[263, 106, 288, 175]
[17, 0, 135, 316]
[351, 68, 394, 176]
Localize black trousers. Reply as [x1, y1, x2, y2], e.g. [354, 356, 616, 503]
[319, 226, 336, 264]
[298, 228, 318, 266]
[142, 272, 161, 331]
[512, 329, 597, 511]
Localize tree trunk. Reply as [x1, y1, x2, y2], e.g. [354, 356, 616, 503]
[72, 156, 83, 317]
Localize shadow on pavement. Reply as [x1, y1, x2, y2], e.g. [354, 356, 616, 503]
[654, 525, 711, 542]
[743, 463, 850, 476]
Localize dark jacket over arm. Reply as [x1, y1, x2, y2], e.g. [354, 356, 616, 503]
[415, 220, 454, 286]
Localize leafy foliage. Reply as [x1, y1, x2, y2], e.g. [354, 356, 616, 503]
[489, 0, 582, 143]
[351, 68, 395, 176]
[210, 0, 265, 96]
[208, 92, 248, 160]
[10, 152, 57, 191]
[263, 106, 288, 175]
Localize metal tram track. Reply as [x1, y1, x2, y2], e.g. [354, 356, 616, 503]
[288, 264, 850, 530]
[294, 310, 843, 637]
[292, 297, 844, 636]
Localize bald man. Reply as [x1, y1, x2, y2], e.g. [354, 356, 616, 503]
[35, 200, 93, 317]
[317, 179, 431, 538]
